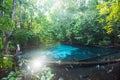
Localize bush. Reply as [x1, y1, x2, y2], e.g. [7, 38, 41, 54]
[1, 71, 21, 80]
[98, 40, 111, 46]
[0, 56, 13, 69]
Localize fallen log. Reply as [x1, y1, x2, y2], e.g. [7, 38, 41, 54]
[46, 58, 120, 67]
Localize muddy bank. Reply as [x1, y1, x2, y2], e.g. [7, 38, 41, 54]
[51, 62, 120, 80]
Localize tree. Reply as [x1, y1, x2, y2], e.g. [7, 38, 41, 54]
[0, 0, 15, 54]
[97, 0, 120, 44]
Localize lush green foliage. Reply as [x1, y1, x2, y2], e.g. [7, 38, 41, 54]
[0, 56, 13, 69]
[0, 0, 120, 54]
[1, 60, 54, 80]
[1, 71, 21, 80]
[97, 0, 120, 44]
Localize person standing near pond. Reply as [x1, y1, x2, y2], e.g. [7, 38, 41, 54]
[14, 44, 23, 62]
[16, 44, 20, 52]
[15, 44, 22, 55]
[15, 44, 21, 61]
[13, 44, 22, 69]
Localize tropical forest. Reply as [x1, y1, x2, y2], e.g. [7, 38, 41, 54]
[0, 0, 120, 80]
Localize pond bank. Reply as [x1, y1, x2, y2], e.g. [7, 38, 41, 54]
[52, 62, 120, 80]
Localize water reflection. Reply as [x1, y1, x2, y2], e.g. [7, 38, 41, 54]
[21, 44, 119, 62]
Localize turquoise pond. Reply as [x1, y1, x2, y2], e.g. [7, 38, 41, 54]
[20, 45, 120, 62]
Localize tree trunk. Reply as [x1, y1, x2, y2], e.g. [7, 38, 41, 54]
[2, 0, 4, 16]
[2, 32, 9, 54]
[11, 0, 16, 20]
[2, 0, 16, 54]
[19, 0, 23, 29]
[1, 0, 7, 54]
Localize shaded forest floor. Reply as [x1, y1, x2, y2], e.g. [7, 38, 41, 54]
[52, 62, 120, 80]
[1, 61, 120, 80]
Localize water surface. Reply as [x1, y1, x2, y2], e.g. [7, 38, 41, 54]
[21, 44, 120, 62]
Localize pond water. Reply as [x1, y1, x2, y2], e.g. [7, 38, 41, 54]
[21, 44, 120, 62]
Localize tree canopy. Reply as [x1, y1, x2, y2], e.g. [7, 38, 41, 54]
[0, 0, 120, 54]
